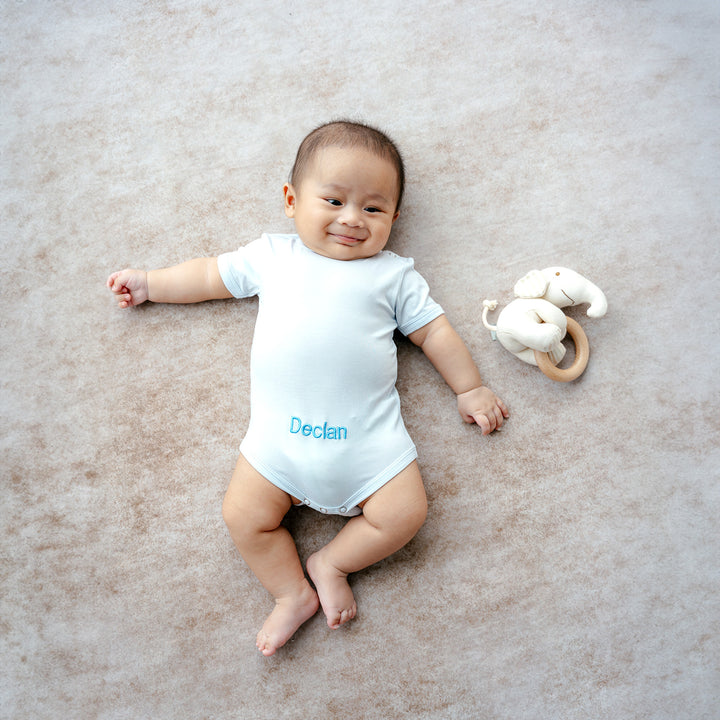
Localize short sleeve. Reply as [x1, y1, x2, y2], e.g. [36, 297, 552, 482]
[394, 259, 444, 336]
[217, 236, 271, 298]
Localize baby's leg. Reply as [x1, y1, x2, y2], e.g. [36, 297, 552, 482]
[222, 454, 319, 656]
[306, 460, 427, 629]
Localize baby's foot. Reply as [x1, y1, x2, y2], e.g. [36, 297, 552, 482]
[306, 551, 357, 629]
[256, 582, 319, 657]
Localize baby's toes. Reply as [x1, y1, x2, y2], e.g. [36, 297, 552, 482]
[331, 604, 356, 629]
[256, 630, 274, 656]
[327, 610, 343, 629]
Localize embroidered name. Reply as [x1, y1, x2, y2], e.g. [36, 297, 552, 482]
[290, 416, 348, 440]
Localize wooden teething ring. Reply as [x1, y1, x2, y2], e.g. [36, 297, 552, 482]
[534, 317, 590, 382]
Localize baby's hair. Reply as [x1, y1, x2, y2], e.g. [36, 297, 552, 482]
[289, 120, 406, 211]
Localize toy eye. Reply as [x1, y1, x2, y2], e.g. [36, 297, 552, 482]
[555, 271, 561, 276]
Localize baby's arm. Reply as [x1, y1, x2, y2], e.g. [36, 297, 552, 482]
[107, 258, 232, 309]
[408, 315, 509, 435]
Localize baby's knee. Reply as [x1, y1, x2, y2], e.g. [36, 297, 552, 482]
[383, 494, 428, 543]
[406, 494, 428, 534]
[222, 495, 267, 553]
[221, 490, 246, 532]
[221, 484, 287, 539]
[402, 473, 428, 533]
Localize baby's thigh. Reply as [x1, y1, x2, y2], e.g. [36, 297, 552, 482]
[360, 460, 427, 530]
[222, 453, 293, 531]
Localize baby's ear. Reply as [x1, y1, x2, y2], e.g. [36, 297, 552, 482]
[283, 183, 297, 217]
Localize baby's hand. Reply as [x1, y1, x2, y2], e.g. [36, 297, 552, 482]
[457, 386, 509, 435]
[106, 269, 149, 308]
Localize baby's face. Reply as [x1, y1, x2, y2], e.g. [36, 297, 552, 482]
[284, 145, 400, 261]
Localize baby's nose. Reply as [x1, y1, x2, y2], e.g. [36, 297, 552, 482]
[339, 205, 363, 226]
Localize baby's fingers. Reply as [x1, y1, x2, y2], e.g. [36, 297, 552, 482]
[492, 404, 507, 430]
[497, 398, 510, 419]
[475, 414, 492, 435]
[106, 272, 120, 291]
[107, 271, 129, 294]
[470, 411, 494, 435]
[473, 405, 507, 435]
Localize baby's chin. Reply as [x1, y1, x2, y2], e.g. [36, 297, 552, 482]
[300, 235, 388, 261]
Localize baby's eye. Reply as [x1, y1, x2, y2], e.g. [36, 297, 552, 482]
[326, 198, 342, 206]
[365, 207, 382, 213]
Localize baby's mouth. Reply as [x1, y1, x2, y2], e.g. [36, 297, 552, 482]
[331, 233, 364, 245]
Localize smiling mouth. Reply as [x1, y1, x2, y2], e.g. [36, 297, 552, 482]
[331, 233, 364, 245]
[561, 290, 575, 305]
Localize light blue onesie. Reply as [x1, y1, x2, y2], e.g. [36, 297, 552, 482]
[217, 234, 444, 516]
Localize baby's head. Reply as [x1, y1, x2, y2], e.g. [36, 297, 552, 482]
[284, 121, 406, 261]
[290, 120, 405, 212]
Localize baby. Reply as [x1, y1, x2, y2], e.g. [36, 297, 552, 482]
[107, 121, 509, 656]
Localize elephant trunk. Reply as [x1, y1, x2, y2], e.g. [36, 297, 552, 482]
[583, 282, 608, 318]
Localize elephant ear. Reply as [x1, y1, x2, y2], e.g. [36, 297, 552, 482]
[514, 269, 548, 298]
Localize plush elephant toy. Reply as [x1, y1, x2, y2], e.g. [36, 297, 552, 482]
[482, 267, 607, 381]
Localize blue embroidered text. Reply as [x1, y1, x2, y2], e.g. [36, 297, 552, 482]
[290, 416, 348, 440]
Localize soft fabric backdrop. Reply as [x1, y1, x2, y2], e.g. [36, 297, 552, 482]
[2, 1, 718, 718]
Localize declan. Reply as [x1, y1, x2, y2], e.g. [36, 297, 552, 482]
[289, 416, 348, 441]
